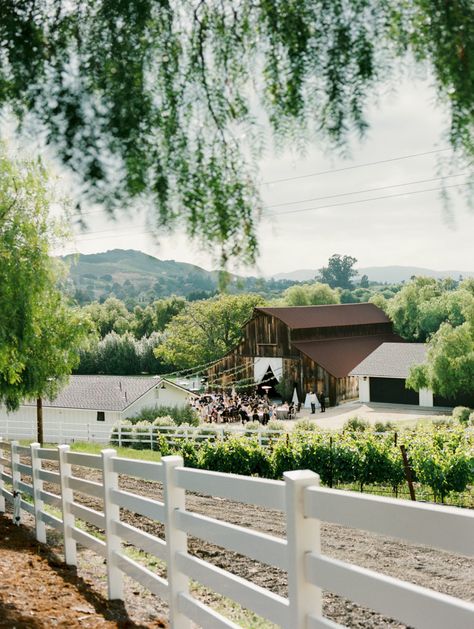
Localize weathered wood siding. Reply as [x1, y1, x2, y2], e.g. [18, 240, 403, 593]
[290, 322, 393, 343]
[207, 310, 388, 404]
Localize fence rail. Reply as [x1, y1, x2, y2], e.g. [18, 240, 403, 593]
[0, 438, 473, 629]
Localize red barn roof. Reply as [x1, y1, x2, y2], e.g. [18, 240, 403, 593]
[255, 303, 390, 330]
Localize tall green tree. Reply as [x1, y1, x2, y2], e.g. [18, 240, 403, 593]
[387, 277, 473, 342]
[282, 282, 340, 306]
[1, 2, 473, 262]
[317, 255, 358, 289]
[155, 293, 264, 369]
[407, 320, 474, 403]
[0, 146, 91, 442]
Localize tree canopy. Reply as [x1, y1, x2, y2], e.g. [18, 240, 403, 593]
[282, 282, 340, 306]
[155, 293, 264, 368]
[317, 254, 358, 289]
[1, 1, 473, 263]
[0, 145, 91, 411]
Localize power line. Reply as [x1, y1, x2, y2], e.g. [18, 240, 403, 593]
[262, 148, 452, 185]
[266, 173, 466, 209]
[69, 179, 469, 244]
[269, 181, 470, 218]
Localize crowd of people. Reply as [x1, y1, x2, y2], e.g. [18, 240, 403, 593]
[191, 392, 298, 424]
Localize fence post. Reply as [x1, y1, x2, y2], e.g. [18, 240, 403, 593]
[285, 469, 322, 629]
[30, 442, 46, 543]
[0, 439, 5, 513]
[10, 440, 21, 525]
[162, 455, 190, 629]
[101, 448, 123, 599]
[58, 444, 77, 565]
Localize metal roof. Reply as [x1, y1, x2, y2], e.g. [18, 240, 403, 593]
[292, 334, 402, 378]
[256, 303, 390, 329]
[349, 343, 427, 379]
[22, 375, 188, 412]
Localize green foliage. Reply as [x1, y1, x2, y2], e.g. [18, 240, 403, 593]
[2, 3, 473, 263]
[407, 319, 474, 401]
[342, 417, 370, 433]
[387, 277, 474, 342]
[275, 376, 294, 402]
[408, 427, 473, 502]
[199, 438, 271, 477]
[0, 145, 91, 414]
[317, 255, 358, 290]
[155, 293, 264, 369]
[282, 282, 340, 306]
[294, 419, 319, 432]
[244, 421, 261, 436]
[452, 406, 472, 426]
[266, 420, 285, 433]
[110, 420, 473, 503]
[373, 421, 396, 433]
[153, 405, 200, 427]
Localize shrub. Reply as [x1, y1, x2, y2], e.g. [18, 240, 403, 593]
[271, 435, 301, 479]
[452, 406, 472, 425]
[266, 420, 285, 433]
[175, 441, 201, 468]
[343, 417, 370, 432]
[469, 411, 474, 426]
[110, 420, 133, 447]
[244, 420, 261, 436]
[373, 421, 395, 433]
[154, 404, 200, 426]
[199, 438, 271, 477]
[294, 418, 319, 432]
[132, 421, 154, 450]
[129, 405, 160, 424]
[152, 416, 176, 427]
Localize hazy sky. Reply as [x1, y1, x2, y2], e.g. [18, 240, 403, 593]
[49, 76, 474, 276]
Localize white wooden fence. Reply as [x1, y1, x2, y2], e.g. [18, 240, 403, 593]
[0, 418, 288, 447]
[0, 438, 473, 629]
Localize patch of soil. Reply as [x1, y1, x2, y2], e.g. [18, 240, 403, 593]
[0, 514, 167, 628]
[3, 464, 473, 628]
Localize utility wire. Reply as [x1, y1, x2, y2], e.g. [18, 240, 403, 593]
[262, 148, 452, 185]
[268, 182, 470, 218]
[265, 173, 466, 209]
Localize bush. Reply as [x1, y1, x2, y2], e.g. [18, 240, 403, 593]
[271, 435, 301, 479]
[343, 417, 370, 432]
[244, 420, 261, 436]
[469, 411, 474, 426]
[152, 416, 176, 427]
[266, 420, 285, 432]
[110, 420, 133, 447]
[452, 406, 472, 425]
[373, 421, 395, 433]
[294, 418, 319, 432]
[154, 404, 200, 426]
[199, 438, 271, 477]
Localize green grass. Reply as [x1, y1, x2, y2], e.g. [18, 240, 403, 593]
[23, 441, 163, 463]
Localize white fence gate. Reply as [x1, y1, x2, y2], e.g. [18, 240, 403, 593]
[0, 438, 473, 628]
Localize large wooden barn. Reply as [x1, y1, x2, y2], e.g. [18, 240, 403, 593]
[207, 303, 402, 406]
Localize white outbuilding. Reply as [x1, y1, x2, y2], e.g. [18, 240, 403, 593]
[349, 343, 438, 407]
[0, 375, 197, 442]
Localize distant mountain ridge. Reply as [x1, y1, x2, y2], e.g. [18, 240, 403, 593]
[61, 249, 295, 304]
[273, 265, 474, 283]
[63, 249, 474, 306]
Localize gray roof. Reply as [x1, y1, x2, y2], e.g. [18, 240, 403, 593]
[349, 343, 427, 378]
[24, 375, 162, 411]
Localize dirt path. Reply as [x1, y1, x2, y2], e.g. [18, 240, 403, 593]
[2, 466, 473, 628]
[0, 514, 167, 628]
